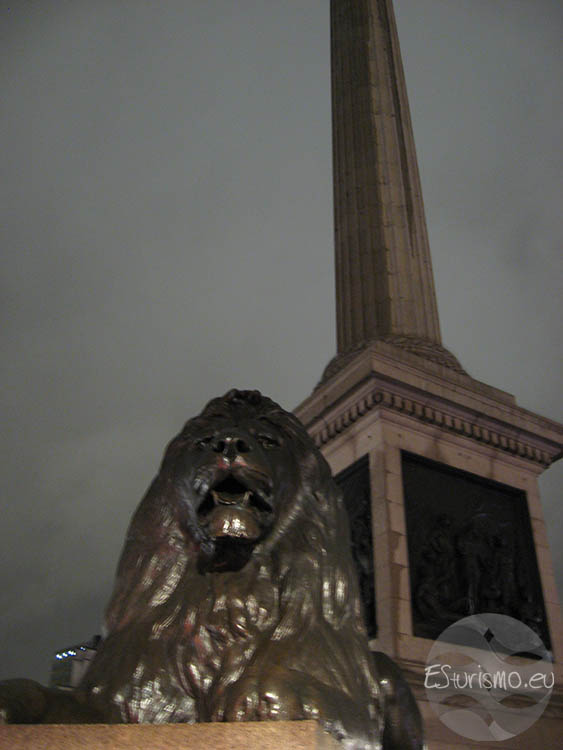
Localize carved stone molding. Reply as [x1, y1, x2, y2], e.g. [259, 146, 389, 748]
[308, 386, 556, 467]
[319, 336, 466, 386]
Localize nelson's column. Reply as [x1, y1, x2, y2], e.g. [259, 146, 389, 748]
[294, 1, 563, 747]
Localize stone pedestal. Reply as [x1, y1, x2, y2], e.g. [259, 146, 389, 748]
[0, 720, 339, 750]
[295, 343, 563, 750]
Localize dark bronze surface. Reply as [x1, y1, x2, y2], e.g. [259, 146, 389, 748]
[335, 456, 377, 639]
[0, 390, 423, 749]
[402, 451, 550, 648]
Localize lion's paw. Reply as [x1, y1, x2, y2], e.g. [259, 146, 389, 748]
[223, 669, 379, 748]
[223, 669, 306, 722]
[0, 679, 48, 724]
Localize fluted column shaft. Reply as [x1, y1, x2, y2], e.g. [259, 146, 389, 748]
[331, 0, 442, 354]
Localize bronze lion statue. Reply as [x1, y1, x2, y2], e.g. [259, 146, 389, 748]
[0, 389, 423, 749]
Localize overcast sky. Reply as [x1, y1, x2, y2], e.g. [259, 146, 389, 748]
[2, 0, 561, 684]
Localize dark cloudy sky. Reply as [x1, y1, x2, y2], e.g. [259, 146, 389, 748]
[2, 0, 561, 683]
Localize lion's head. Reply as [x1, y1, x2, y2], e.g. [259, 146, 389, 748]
[160, 389, 314, 571]
[103, 389, 344, 634]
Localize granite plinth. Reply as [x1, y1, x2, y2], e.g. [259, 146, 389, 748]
[0, 720, 339, 750]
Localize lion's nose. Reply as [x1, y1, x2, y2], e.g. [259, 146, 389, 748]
[212, 434, 252, 458]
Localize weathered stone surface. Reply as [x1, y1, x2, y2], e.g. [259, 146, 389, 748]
[330, 0, 443, 355]
[0, 720, 339, 750]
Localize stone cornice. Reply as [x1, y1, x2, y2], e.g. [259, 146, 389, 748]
[306, 384, 559, 467]
[296, 348, 563, 469]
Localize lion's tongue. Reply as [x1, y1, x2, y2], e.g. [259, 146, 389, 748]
[207, 505, 261, 540]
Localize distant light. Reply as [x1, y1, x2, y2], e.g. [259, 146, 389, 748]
[80, 646, 85, 651]
[55, 654, 62, 660]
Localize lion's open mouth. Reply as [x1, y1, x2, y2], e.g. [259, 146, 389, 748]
[197, 474, 273, 541]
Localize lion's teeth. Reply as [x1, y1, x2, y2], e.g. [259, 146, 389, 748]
[210, 489, 249, 505]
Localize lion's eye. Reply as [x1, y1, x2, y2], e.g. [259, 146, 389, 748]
[257, 433, 281, 449]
